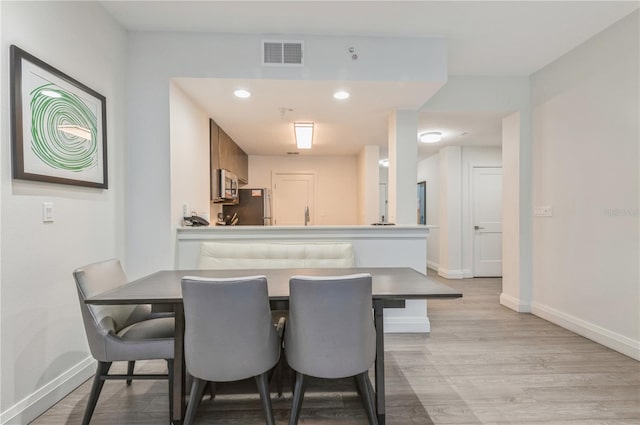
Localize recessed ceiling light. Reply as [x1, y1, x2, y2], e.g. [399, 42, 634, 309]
[233, 89, 251, 98]
[379, 159, 389, 167]
[419, 131, 443, 144]
[333, 91, 350, 100]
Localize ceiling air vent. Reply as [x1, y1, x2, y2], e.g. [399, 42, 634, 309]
[262, 40, 304, 66]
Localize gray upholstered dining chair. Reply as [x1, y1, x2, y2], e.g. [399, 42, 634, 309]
[181, 275, 282, 425]
[73, 259, 175, 425]
[284, 273, 378, 425]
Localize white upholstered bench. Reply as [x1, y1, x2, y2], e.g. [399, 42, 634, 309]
[198, 241, 355, 270]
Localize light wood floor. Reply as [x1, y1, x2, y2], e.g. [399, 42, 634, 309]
[32, 273, 640, 424]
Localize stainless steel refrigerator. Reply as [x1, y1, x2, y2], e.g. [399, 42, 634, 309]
[222, 188, 272, 225]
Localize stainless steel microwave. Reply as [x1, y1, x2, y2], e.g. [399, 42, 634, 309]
[211, 169, 239, 204]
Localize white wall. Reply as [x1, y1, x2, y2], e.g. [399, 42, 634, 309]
[424, 76, 531, 113]
[248, 155, 358, 225]
[125, 31, 446, 278]
[0, 2, 127, 422]
[530, 11, 639, 359]
[417, 154, 440, 270]
[169, 82, 210, 263]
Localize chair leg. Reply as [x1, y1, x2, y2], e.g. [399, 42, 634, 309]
[183, 377, 207, 425]
[289, 372, 307, 425]
[166, 360, 174, 422]
[126, 361, 135, 386]
[354, 375, 361, 396]
[255, 371, 276, 425]
[81, 361, 112, 425]
[355, 372, 379, 425]
[205, 381, 217, 400]
[274, 354, 285, 397]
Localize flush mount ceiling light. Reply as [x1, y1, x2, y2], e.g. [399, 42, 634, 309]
[333, 90, 350, 100]
[419, 131, 442, 144]
[379, 159, 389, 168]
[233, 89, 251, 98]
[294, 122, 314, 149]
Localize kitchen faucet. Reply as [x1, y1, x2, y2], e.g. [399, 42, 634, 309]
[304, 206, 310, 226]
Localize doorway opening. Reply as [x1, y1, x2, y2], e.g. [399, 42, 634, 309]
[378, 183, 388, 222]
[417, 181, 426, 224]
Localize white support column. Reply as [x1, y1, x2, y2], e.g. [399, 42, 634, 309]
[388, 110, 418, 224]
[518, 107, 533, 309]
[357, 145, 380, 225]
[501, 111, 533, 312]
[438, 146, 463, 279]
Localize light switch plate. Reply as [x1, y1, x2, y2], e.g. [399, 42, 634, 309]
[43, 202, 54, 222]
[534, 206, 553, 217]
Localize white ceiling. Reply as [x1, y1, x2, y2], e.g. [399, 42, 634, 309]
[174, 78, 443, 156]
[101, 1, 638, 160]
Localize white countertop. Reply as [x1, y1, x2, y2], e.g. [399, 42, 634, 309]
[178, 224, 434, 231]
[177, 224, 431, 241]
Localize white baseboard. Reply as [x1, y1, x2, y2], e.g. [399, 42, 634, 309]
[437, 267, 465, 279]
[384, 316, 431, 333]
[1, 357, 96, 425]
[500, 293, 531, 312]
[426, 260, 439, 271]
[531, 302, 640, 361]
[462, 269, 473, 278]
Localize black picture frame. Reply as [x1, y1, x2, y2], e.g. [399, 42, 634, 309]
[10, 45, 108, 189]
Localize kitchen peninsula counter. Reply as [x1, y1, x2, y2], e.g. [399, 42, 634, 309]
[176, 224, 432, 332]
[178, 224, 429, 238]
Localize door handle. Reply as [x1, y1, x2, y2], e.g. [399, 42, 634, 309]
[474, 225, 485, 230]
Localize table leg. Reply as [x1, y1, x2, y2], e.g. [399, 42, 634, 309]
[373, 299, 386, 425]
[172, 303, 185, 425]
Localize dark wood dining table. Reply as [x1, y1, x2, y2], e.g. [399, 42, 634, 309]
[84, 267, 462, 425]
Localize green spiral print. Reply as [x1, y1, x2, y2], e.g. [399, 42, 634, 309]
[30, 83, 98, 172]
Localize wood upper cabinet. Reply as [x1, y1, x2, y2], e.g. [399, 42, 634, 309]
[210, 119, 249, 184]
[218, 127, 234, 175]
[234, 141, 249, 184]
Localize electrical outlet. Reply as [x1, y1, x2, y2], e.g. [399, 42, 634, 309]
[534, 206, 553, 217]
[183, 203, 189, 217]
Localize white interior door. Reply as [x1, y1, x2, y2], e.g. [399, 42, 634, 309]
[273, 173, 315, 225]
[472, 167, 503, 277]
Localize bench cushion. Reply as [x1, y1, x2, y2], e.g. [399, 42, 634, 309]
[198, 242, 355, 269]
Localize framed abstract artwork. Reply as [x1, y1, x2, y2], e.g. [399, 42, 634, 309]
[10, 45, 108, 188]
